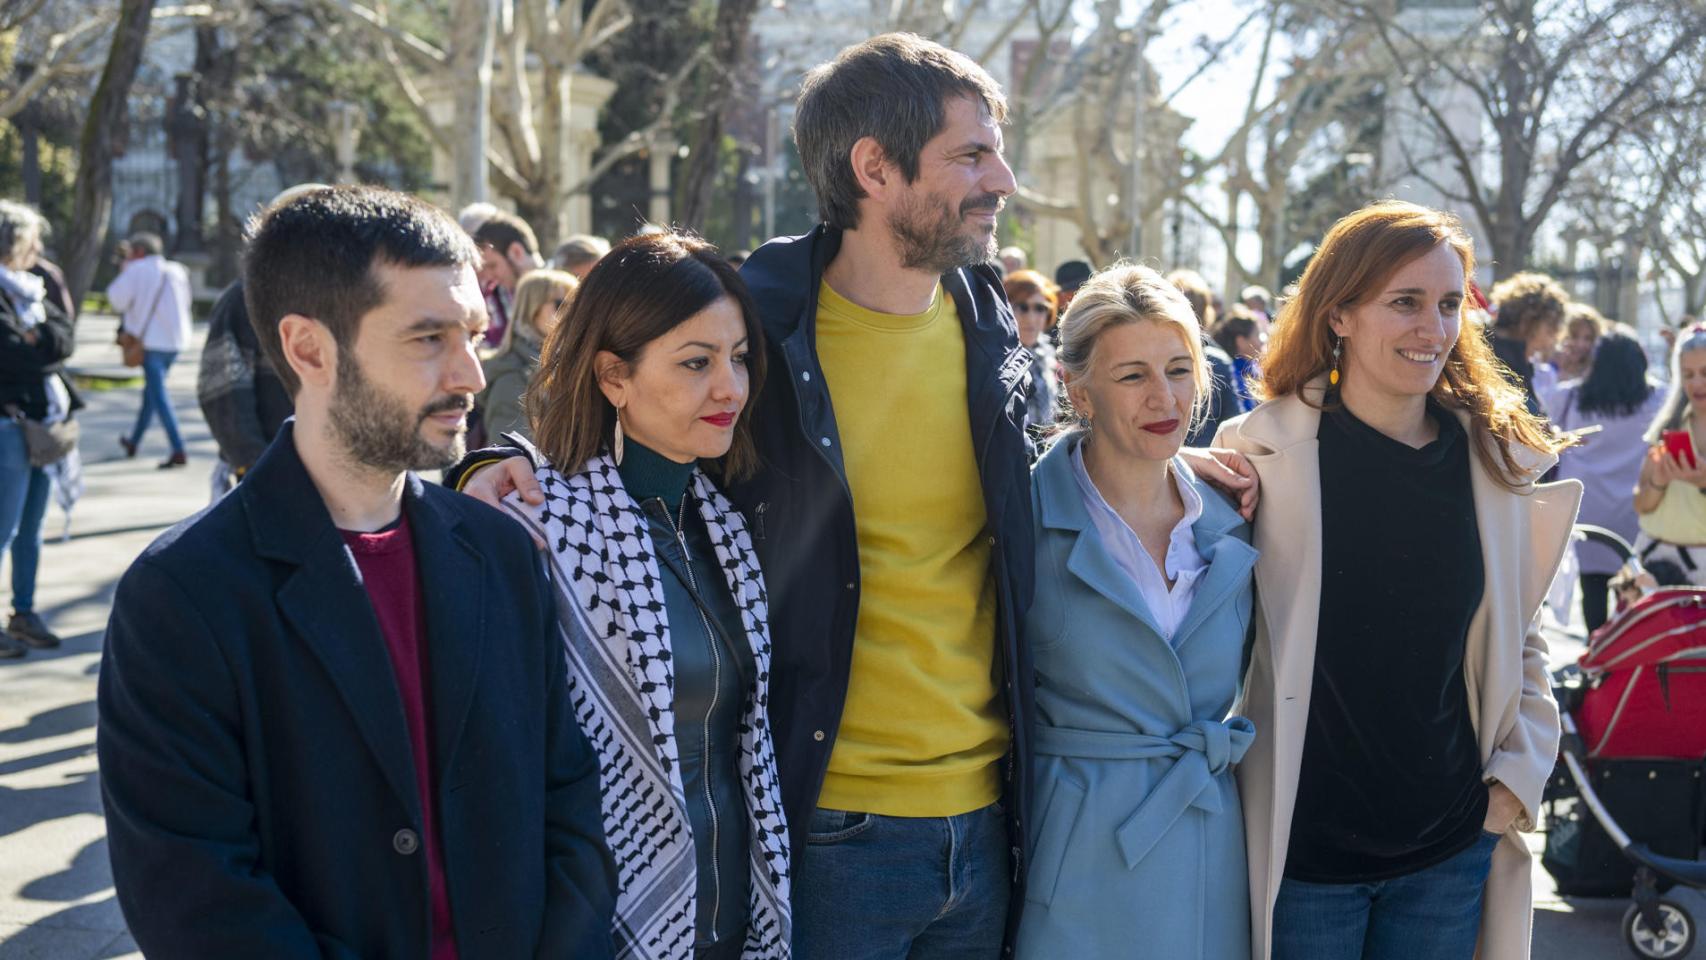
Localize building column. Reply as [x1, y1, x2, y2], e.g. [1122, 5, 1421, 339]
[649, 140, 675, 226]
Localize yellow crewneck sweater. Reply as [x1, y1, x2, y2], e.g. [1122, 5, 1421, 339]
[813, 280, 1007, 817]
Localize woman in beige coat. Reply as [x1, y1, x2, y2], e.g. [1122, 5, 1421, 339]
[1216, 202, 1579, 960]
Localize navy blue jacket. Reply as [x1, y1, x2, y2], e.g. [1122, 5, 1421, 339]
[732, 226, 1038, 936]
[98, 423, 617, 959]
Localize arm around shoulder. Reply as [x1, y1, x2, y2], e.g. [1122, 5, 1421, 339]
[98, 559, 331, 958]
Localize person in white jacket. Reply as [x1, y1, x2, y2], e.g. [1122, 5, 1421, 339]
[107, 233, 192, 468]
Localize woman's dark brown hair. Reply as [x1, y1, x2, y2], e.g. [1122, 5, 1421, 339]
[1260, 200, 1566, 489]
[528, 231, 768, 479]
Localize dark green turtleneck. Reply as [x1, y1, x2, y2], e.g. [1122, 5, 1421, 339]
[617, 437, 753, 949]
[614, 438, 696, 513]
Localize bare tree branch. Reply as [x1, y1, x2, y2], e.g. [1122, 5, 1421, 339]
[317, 0, 446, 70]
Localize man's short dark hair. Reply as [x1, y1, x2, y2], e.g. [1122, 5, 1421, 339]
[472, 211, 540, 258]
[242, 185, 477, 395]
[793, 33, 1007, 231]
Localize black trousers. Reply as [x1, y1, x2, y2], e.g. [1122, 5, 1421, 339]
[1580, 572, 1613, 632]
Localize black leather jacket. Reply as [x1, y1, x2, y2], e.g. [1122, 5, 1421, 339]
[635, 493, 754, 948]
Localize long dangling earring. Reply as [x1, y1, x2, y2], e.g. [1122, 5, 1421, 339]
[1329, 336, 1343, 387]
[612, 413, 626, 465]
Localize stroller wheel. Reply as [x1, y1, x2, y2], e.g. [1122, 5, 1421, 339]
[1624, 899, 1696, 958]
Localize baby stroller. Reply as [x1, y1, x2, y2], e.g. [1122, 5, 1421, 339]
[1545, 526, 1706, 958]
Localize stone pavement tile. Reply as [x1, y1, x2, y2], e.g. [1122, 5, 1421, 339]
[0, 314, 211, 957]
[0, 904, 129, 959]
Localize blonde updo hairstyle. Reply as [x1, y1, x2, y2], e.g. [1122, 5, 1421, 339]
[1057, 263, 1210, 436]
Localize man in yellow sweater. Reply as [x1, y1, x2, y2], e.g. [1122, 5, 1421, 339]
[447, 35, 1038, 955]
[740, 35, 1030, 958]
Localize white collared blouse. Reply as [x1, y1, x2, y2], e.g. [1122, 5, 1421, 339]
[1069, 442, 1206, 641]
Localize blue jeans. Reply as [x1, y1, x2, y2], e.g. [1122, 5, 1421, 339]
[0, 422, 44, 613]
[1272, 832, 1499, 960]
[130, 350, 184, 453]
[792, 803, 1011, 960]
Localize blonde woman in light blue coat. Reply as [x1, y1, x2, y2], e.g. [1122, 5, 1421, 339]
[1015, 264, 1258, 959]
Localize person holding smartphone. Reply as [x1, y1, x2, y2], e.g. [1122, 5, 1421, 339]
[1633, 325, 1706, 584]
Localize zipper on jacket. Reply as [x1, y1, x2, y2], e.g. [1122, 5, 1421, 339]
[661, 495, 724, 939]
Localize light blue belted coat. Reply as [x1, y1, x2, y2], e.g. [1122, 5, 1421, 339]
[1015, 434, 1258, 959]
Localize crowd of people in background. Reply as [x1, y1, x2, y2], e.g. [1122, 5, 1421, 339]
[0, 22, 1699, 960]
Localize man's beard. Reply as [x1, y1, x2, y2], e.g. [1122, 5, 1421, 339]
[329, 351, 470, 474]
[888, 189, 1002, 274]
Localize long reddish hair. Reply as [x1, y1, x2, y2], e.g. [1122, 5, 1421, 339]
[1260, 200, 1565, 488]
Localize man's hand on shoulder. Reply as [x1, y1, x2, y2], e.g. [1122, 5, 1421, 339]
[459, 457, 546, 548]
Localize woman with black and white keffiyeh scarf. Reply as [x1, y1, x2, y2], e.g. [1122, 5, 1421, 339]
[480, 231, 789, 960]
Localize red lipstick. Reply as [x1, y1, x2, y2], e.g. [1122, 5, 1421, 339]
[1142, 419, 1180, 435]
[701, 412, 736, 428]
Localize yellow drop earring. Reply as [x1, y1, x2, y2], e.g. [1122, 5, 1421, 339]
[1329, 336, 1343, 387]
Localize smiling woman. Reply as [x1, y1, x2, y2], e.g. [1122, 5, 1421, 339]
[1015, 263, 1259, 960]
[1217, 201, 1580, 960]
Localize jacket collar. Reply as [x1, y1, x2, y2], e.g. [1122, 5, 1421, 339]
[1232, 377, 1561, 480]
[1035, 432, 1253, 642]
[739, 223, 1008, 344]
[237, 421, 484, 816]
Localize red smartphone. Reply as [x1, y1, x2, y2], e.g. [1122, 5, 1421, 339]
[1663, 429, 1697, 469]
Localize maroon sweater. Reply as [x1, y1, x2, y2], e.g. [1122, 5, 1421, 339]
[343, 515, 458, 960]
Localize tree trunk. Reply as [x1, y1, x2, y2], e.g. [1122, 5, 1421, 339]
[449, 0, 498, 210]
[676, 0, 760, 231]
[211, 122, 237, 287]
[63, 0, 157, 308]
[535, 6, 567, 251]
[1488, 215, 1530, 282]
[18, 112, 40, 206]
[168, 73, 207, 254]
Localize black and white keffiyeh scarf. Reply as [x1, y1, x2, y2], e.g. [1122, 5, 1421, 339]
[505, 452, 791, 959]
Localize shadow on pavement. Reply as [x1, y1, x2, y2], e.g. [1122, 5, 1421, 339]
[0, 699, 102, 843]
[0, 629, 107, 674]
[0, 701, 95, 745]
[0, 743, 94, 778]
[0, 897, 129, 959]
[20, 838, 111, 905]
[0, 769, 101, 843]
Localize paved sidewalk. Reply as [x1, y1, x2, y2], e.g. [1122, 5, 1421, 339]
[0, 312, 209, 960]
[0, 314, 1701, 958]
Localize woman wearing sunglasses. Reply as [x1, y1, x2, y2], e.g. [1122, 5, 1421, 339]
[1004, 268, 1061, 433]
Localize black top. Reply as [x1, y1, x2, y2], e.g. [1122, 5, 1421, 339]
[617, 440, 754, 946]
[0, 293, 77, 421]
[1490, 332, 1544, 417]
[1286, 399, 1489, 883]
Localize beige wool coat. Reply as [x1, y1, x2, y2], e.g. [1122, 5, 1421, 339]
[1215, 388, 1581, 960]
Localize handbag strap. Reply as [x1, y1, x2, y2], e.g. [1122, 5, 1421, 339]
[128, 267, 171, 342]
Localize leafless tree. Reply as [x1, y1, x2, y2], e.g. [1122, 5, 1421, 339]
[677, 0, 762, 230]
[321, 0, 702, 246]
[1338, 0, 1706, 279]
[1004, 0, 1187, 266]
[1175, 0, 1383, 294]
[63, 0, 159, 306]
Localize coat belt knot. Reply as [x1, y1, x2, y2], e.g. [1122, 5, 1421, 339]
[1033, 717, 1255, 870]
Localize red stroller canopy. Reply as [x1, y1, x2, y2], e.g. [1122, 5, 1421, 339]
[1577, 588, 1706, 760]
